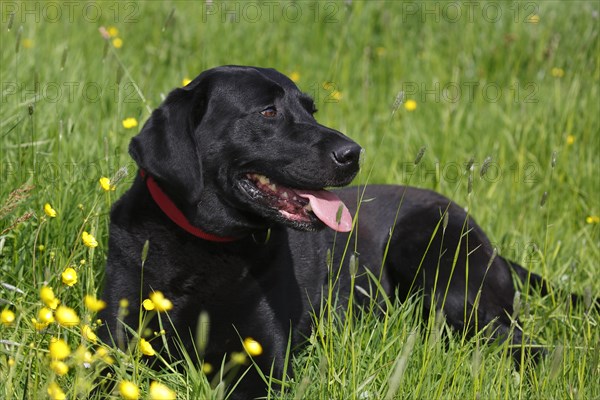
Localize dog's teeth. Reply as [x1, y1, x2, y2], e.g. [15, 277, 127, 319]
[305, 203, 313, 212]
[292, 196, 298, 201]
[282, 192, 289, 199]
[258, 175, 269, 185]
[270, 184, 277, 191]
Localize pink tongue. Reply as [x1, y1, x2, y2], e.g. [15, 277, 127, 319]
[293, 189, 353, 232]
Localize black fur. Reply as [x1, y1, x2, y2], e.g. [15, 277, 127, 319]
[99, 66, 584, 399]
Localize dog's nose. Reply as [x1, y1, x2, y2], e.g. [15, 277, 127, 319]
[332, 143, 362, 167]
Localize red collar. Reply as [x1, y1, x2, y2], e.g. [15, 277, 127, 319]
[140, 170, 236, 243]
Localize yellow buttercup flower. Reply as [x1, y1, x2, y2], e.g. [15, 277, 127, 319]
[82, 325, 98, 343]
[182, 77, 192, 86]
[61, 267, 78, 287]
[95, 347, 109, 358]
[149, 381, 176, 400]
[148, 291, 173, 312]
[527, 14, 540, 24]
[107, 26, 119, 37]
[243, 337, 263, 356]
[40, 286, 60, 309]
[38, 307, 55, 324]
[94, 346, 115, 365]
[47, 381, 66, 400]
[586, 215, 600, 224]
[139, 338, 156, 356]
[74, 344, 93, 365]
[231, 351, 247, 365]
[1, 308, 15, 326]
[566, 134, 575, 145]
[50, 360, 69, 376]
[202, 362, 213, 374]
[289, 71, 300, 83]
[119, 298, 129, 308]
[82, 231, 98, 248]
[55, 305, 80, 327]
[44, 203, 57, 218]
[551, 67, 565, 78]
[122, 117, 138, 129]
[99, 177, 116, 191]
[49, 338, 71, 360]
[22, 38, 34, 48]
[404, 99, 417, 111]
[119, 380, 140, 400]
[84, 295, 106, 312]
[112, 37, 123, 48]
[142, 298, 155, 311]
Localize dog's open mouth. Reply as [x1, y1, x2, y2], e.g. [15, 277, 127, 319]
[239, 173, 352, 232]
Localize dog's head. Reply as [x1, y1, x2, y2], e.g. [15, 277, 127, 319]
[130, 66, 362, 236]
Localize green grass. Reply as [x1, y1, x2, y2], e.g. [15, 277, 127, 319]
[1, 1, 599, 399]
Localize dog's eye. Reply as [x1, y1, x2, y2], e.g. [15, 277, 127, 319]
[260, 106, 277, 118]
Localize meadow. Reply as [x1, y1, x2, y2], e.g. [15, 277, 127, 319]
[1, 1, 599, 399]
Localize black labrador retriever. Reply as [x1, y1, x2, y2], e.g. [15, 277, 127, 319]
[99, 65, 578, 398]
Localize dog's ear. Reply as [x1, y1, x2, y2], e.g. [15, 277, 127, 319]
[129, 76, 210, 206]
